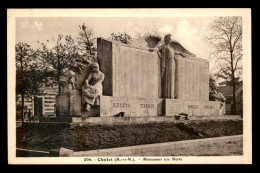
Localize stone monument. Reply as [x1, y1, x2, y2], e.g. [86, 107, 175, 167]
[97, 35, 224, 117]
[51, 34, 224, 122]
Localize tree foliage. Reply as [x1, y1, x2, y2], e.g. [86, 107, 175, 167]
[16, 42, 47, 96]
[205, 17, 242, 82]
[77, 23, 97, 62]
[110, 32, 133, 44]
[205, 16, 242, 114]
[16, 42, 49, 122]
[38, 35, 79, 91]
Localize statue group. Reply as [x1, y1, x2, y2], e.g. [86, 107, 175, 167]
[57, 61, 104, 115]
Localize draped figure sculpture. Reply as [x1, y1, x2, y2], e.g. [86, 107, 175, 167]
[58, 69, 76, 93]
[82, 62, 105, 111]
[158, 34, 176, 99]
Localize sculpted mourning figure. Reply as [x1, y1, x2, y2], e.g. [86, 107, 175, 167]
[146, 34, 195, 99]
[158, 34, 176, 99]
[58, 69, 76, 93]
[56, 55, 104, 117]
[82, 62, 105, 111]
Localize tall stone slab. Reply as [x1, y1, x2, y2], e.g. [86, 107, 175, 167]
[97, 38, 113, 96]
[98, 38, 159, 98]
[175, 56, 209, 101]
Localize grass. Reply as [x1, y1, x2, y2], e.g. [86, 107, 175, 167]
[16, 119, 242, 152]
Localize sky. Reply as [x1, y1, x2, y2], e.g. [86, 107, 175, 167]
[16, 17, 216, 70]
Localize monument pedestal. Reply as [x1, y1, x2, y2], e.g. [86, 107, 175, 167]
[100, 96, 164, 117]
[82, 106, 100, 117]
[56, 90, 82, 117]
[164, 99, 222, 116]
[39, 116, 83, 123]
[99, 96, 222, 117]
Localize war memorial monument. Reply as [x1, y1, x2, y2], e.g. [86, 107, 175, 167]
[51, 34, 224, 124]
[11, 9, 249, 163]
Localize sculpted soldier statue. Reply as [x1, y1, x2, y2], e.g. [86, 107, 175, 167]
[158, 34, 176, 99]
[82, 62, 105, 111]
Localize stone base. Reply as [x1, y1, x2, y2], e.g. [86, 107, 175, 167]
[82, 106, 100, 117]
[100, 96, 223, 117]
[100, 96, 164, 117]
[165, 99, 224, 116]
[82, 115, 241, 125]
[22, 121, 83, 129]
[56, 90, 81, 117]
[39, 117, 83, 123]
[54, 95, 223, 118]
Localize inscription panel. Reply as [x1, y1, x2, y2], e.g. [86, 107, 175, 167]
[113, 103, 131, 108]
[101, 96, 222, 117]
[100, 96, 163, 117]
[204, 106, 214, 109]
[165, 99, 222, 116]
[188, 105, 198, 109]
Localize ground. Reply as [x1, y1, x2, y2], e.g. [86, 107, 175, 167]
[171, 140, 243, 156]
[16, 119, 243, 154]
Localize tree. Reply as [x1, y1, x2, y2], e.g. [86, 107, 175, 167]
[16, 42, 47, 123]
[38, 35, 79, 92]
[77, 23, 97, 62]
[209, 74, 217, 92]
[110, 32, 133, 44]
[205, 17, 242, 114]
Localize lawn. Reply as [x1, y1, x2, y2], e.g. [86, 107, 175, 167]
[16, 119, 243, 152]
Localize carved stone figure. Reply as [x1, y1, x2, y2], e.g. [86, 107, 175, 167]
[158, 34, 176, 99]
[58, 69, 76, 93]
[82, 62, 105, 111]
[56, 55, 93, 117]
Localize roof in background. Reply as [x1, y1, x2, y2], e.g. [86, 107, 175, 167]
[217, 85, 242, 96]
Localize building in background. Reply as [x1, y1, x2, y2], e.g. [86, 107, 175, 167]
[217, 83, 243, 115]
[16, 85, 58, 121]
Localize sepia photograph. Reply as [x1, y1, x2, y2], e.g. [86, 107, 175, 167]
[7, 8, 252, 164]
